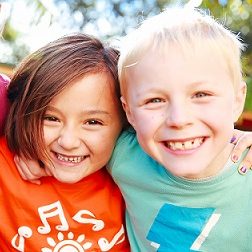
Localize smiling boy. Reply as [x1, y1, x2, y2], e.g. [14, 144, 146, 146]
[109, 7, 252, 251]
[121, 43, 245, 179]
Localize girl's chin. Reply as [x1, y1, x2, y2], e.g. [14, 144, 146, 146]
[55, 175, 83, 184]
[51, 169, 84, 183]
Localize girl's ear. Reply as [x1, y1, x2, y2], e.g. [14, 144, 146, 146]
[120, 96, 135, 127]
[233, 81, 247, 122]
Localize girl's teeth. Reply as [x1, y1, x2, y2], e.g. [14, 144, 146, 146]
[56, 154, 84, 163]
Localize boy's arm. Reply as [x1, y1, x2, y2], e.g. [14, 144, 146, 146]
[0, 73, 10, 136]
[14, 131, 252, 184]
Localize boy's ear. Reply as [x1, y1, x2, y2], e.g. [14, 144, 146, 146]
[233, 81, 247, 122]
[120, 96, 135, 127]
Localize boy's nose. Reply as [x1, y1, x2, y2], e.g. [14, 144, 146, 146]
[165, 102, 192, 129]
[57, 127, 81, 150]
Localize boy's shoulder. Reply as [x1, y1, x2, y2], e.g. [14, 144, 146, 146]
[114, 127, 139, 154]
[117, 127, 136, 143]
[109, 127, 138, 168]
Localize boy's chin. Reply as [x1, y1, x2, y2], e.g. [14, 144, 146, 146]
[161, 163, 210, 180]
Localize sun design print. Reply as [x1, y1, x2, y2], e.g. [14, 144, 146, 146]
[42, 232, 92, 252]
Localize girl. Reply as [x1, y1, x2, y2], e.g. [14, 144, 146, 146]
[0, 33, 129, 251]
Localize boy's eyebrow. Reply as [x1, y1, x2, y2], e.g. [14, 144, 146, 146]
[134, 81, 213, 95]
[190, 81, 210, 86]
[144, 81, 210, 88]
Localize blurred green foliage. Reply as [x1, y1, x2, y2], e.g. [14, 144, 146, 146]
[1, 0, 252, 110]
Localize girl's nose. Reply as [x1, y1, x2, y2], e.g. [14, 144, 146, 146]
[57, 127, 81, 150]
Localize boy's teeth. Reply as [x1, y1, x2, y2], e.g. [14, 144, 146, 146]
[167, 138, 203, 150]
[56, 153, 85, 163]
[174, 142, 183, 149]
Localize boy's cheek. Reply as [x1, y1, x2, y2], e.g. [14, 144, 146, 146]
[133, 114, 161, 139]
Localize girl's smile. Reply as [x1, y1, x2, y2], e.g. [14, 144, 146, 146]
[43, 72, 122, 183]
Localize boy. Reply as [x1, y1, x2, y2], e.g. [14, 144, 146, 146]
[110, 7, 252, 251]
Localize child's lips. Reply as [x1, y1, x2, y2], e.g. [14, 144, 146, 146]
[163, 137, 205, 151]
[53, 151, 88, 164]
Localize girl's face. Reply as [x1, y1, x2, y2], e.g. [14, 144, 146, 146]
[43, 72, 122, 183]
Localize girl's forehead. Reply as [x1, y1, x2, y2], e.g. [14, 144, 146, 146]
[51, 72, 117, 103]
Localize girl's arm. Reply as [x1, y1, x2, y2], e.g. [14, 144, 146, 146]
[231, 129, 252, 174]
[13, 130, 252, 184]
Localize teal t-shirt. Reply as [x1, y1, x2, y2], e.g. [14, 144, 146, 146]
[108, 129, 252, 252]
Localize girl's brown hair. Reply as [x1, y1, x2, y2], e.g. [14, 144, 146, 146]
[5, 33, 125, 163]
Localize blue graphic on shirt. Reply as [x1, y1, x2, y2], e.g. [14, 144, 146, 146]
[147, 203, 215, 252]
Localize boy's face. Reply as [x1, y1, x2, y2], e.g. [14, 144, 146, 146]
[43, 72, 122, 183]
[122, 44, 246, 179]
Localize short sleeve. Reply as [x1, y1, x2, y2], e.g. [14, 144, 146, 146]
[0, 73, 10, 136]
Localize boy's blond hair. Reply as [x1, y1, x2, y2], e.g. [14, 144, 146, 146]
[118, 7, 245, 96]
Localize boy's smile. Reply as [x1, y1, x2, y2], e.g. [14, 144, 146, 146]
[163, 137, 205, 152]
[122, 43, 246, 179]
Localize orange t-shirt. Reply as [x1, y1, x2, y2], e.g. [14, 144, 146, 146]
[0, 137, 129, 251]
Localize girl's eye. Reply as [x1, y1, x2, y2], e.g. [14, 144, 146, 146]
[43, 115, 59, 122]
[85, 119, 103, 126]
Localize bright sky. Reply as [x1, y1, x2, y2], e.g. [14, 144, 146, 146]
[8, 0, 70, 51]
[4, 0, 121, 52]
[0, 0, 212, 63]
[0, 0, 121, 64]
[3, 0, 206, 52]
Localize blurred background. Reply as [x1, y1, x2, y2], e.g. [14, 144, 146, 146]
[0, 0, 251, 129]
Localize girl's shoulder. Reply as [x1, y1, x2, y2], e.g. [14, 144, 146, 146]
[0, 73, 10, 135]
[0, 73, 10, 88]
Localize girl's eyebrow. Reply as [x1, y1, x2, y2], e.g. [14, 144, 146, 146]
[47, 106, 111, 117]
[83, 110, 112, 118]
[45, 106, 59, 113]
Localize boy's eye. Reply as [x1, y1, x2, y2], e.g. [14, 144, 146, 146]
[43, 115, 59, 122]
[193, 92, 210, 98]
[146, 98, 163, 104]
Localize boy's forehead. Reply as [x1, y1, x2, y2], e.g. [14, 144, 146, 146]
[119, 8, 243, 101]
[123, 42, 233, 93]
[124, 37, 218, 66]
[125, 41, 227, 70]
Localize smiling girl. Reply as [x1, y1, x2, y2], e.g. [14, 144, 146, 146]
[0, 33, 129, 251]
